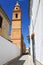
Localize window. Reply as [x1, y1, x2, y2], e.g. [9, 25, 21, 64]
[0, 16, 3, 28]
[16, 14, 18, 18]
[16, 8, 18, 9]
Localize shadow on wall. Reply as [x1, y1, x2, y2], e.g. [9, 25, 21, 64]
[0, 36, 20, 65]
[4, 56, 25, 65]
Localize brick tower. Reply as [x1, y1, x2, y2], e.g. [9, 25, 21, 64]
[10, 2, 22, 49]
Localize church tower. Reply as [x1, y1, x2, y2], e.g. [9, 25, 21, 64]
[10, 2, 22, 49]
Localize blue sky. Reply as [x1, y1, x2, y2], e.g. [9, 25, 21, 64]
[0, 0, 30, 48]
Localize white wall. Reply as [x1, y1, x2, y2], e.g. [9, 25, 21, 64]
[30, 19, 33, 55]
[40, 0, 43, 64]
[30, 0, 43, 64]
[0, 36, 21, 65]
[34, 1, 42, 63]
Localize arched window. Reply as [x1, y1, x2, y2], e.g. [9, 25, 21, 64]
[0, 16, 3, 28]
[16, 14, 18, 18]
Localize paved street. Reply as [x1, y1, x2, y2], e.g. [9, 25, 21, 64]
[7, 55, 34, 65]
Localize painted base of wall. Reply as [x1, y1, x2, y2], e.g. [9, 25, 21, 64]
[30, 55, 43, 65]
[36, 60, 43, 65]
[4, 55, 21, 65]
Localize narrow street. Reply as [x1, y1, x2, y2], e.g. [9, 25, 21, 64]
[7, 55, 34, 65]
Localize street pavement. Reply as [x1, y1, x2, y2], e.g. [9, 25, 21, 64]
[6, 55, 34, 65]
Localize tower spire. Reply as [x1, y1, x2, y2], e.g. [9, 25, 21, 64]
[15, 1, 20, 6]
[13, 1, 21, 11]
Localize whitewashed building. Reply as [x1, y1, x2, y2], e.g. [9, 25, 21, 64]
[29, 0, 43, 65]
[0, 36, 20, 65]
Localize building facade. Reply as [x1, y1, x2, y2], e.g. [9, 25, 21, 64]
[0, 6, 10, 39]
[10, 2, 22, 53]
[28, 26, 30, 54]
[21, 35, 26, 54]
[29, 0, 43, 65]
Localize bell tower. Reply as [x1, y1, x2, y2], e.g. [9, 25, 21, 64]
[10, 2, 22, 49]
